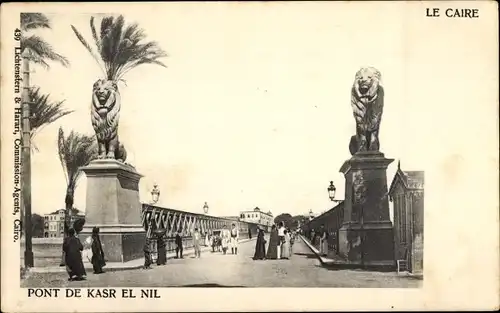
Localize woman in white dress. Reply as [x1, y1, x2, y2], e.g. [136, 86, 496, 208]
[204, 233, 210, 247]
[221, 226, 230, 255]
[281, 230, 291, 259]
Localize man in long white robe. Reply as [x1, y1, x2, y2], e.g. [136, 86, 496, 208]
[230, 223, 239, 255]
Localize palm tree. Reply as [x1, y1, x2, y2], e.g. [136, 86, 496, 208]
[20, 13, 69, 68]
[57, 127, 97, 265]
[20, 13, 70, 268]
[71, 14, 167, 84]
[29, 87, 73, 150]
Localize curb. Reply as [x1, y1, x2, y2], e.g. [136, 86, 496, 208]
[28, 238, 255, 274]
[300, 235, 398, 272]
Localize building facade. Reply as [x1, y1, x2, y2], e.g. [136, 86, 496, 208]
[44, 208, 85, 238]
[388, 163, 424, 275]
[239, 207, 273, 227]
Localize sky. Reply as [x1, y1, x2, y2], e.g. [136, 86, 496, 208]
[13, 2, 492, 219]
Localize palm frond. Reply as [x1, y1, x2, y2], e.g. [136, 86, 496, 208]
[71, 25, 106, 75]
[73, 14, 167, 81]
[20, 13, 51, 32]
[21, 35, 69, 68]
[29, 87, 73, 141]
[90, 16, 101, 51]
[58, 127, 97, 190]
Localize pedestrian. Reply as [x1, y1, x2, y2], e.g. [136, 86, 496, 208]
[143, 238, 152, 269]
[204, 232, 210, 247]
[311, 229, 316, 245]
[248, 227, 252, 239]
[221, 225, 230, 255]
[156, 230, 167, 266]
[320, 225, 329, 257]
[230, 223, 239, 255]
[90, 227, 106, 274]
[266, 224, 279, 260]
[193, 228, 201, 258]
[281, 229, 291, 259]
[277, 222, 285, 259]
[175, 229, 183, 259]
[63, 228, 86, 281]
[253, 227, 266, 260]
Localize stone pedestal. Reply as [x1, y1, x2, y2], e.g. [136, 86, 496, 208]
[338, 151, 395, 268]
[80, 159, 145, 262]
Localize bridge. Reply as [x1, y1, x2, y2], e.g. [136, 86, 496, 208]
[21, 202, 418, 288]
[141, 203, 267, 254]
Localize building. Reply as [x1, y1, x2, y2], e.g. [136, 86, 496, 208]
[43, 208, 85, 238]
[239, 207, 273, 227]
[388, 162, 424, 275]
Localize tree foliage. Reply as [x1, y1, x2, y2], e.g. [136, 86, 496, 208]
[274, 213, 294, 228]
[20, 13, 69, 68]
[29, 87, 73, 145]
[31, 213, 45, 238]
[71, 15, 167, 81]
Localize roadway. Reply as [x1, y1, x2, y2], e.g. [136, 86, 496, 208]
[22, 236, 419, 288]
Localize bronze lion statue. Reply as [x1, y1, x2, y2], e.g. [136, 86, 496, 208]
[91, 79, 127, 162]
[349, 67, 384, 155]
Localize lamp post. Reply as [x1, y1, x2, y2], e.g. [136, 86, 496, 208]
[309, 209, 314, 221]
[151, 184, 160, 204]
[203, 202, 209, 214]
[327, 181, 342, 203]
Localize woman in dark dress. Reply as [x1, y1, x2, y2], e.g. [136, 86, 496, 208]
[63, 228, 86, 281]
[91, 227, 106, 274]
[253, 228, 266, 260]
[156, 231, 167, 266]
[266, 225, 279, 260]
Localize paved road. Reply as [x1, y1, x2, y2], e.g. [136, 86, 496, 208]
[22, 236, 420, 288]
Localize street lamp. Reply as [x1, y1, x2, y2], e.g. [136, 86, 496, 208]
[203, 202, 209, 214]
[151, 184, 160, 204]
[328, 181, 342, 203]
[309, 209, 314, 221]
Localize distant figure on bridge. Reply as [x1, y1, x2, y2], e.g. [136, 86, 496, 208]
[175, 230, 183, 259]
[311, 229, 316, 245]
[193, 228, 202, 258]
[253, 226, 266, 260]
[266, 224, 279, 260]
[143, 238, 152, 270]
[156, 230, 167, 266]
[230, 223, 239, 255]
[221, 225, 230, 255]
[204, 232, 210, 247]
[319, 225, 329, 257]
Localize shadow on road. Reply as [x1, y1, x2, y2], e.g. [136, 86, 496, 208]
[175, 283, 246, 288]
[294, 252, 317, 259]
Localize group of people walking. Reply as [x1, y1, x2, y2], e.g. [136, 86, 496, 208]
[308, 225, 330, 256]
[62, 227, 106, 281]
[213, 224, 240, 255]
[253, 222, 295, 260]
[143, 223, 241, 269]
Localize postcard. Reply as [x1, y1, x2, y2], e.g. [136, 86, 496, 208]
[1, 1, 498, 312]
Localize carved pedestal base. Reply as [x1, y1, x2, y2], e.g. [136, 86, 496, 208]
[338, 151, 395, 269]
[80, 160, 146, 262]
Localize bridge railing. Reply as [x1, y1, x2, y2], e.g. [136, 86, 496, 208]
[141, 203, 265, 256]
[301, 201, 344, 253]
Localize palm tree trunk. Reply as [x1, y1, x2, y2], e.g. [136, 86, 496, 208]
[22, 49, 34, 268]
[59, 187, 74, 266]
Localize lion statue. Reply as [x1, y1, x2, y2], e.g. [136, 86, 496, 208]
[91, 79, 127, 162]
[349, 67, 384, 156]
